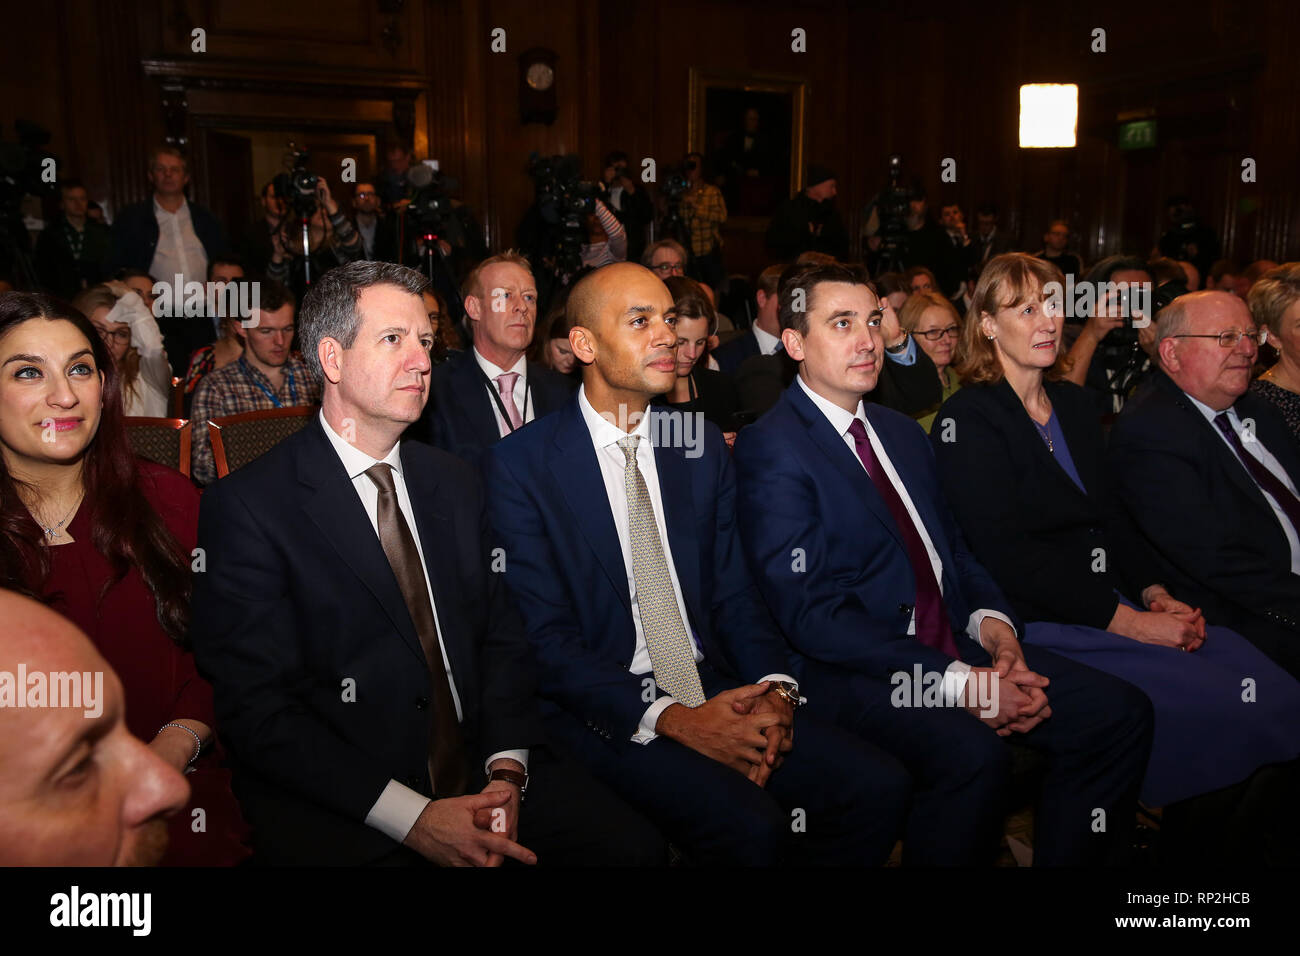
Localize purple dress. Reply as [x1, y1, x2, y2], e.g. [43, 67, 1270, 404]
[1024, 411, 1300, 806]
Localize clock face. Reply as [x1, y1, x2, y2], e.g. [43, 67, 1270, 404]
[526, 61, 554, 91]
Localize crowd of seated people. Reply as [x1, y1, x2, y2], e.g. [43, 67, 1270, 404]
[3, 140, 1300, 868]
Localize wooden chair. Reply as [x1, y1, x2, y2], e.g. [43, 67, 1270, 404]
[124, 417, 192, 478]
[208, 405, 315, 479]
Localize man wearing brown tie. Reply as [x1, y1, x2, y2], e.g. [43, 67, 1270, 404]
[191, 260, 663, 865]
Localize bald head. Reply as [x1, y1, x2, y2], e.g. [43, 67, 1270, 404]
[1156, 290, 1259, 411]
[0, 590, 188, 865]
[567, 263, 678, 409]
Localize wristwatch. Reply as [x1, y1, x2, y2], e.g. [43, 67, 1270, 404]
[489, 767, 529, 801]
[884, 337, 910, 353]
[769, 681, 802, 709]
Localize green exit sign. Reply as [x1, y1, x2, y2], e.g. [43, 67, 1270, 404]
[1119, 119, 1157, 150]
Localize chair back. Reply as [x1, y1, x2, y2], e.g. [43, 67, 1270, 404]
[124, 417, 192, 478]
[209, 405, 315, 478]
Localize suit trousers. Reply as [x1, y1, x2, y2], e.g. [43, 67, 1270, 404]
[543, 664, 911, 866]
[801, 643, 1154, 865]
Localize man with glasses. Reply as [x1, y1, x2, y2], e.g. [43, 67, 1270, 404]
[109, 146, 229, 288]
[190, 278, 322, 485]
[1110, 290, 1300, 678]
[641, 239, 688, 281]
[351, 180, 399, 263]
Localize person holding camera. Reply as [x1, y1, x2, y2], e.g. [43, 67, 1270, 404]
[1062, 256, 1158, 415]
[600, 151, 653, 263]
[261, 177, 363, 301]
[679, 152, 727, 292]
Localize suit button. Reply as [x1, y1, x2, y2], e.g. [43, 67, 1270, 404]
[415, 696, 429, 710]
[898, 603, 913, 615]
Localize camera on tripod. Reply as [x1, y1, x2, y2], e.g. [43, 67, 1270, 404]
[0, 120, 57, 288]
[528, 152, 603, 278]
[404, 162, 465, 248]
[271, 145, 321, 219]
[870, 154, 915, 274]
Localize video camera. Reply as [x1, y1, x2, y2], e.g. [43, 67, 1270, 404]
[271, 144, 321, 219]
[528, 152, 604, 279]
[870, 154, 915, 274]
[0, 120, 57, 287]
[404, 162, 466, 248]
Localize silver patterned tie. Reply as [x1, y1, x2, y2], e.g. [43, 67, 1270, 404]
[618, 435, 706, 707]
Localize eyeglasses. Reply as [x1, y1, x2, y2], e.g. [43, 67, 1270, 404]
[913, 326, 960, 341]
[1170, 328, 1267, 348]
[652, 262, 685, 275]
[355, 191, 376, 199]
[96, 328, 132, 344]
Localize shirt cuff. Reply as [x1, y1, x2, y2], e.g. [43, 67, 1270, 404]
[884, 335, 918, 365]
[484, 749, 530, 775]
[967, 609, 1018, 650]
[940, 659, 973, 707]
[364, 779, 431, 844]
[633, 695, 678, 744]
[757, 672, 806, 705]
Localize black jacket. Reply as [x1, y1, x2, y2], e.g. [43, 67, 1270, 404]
[931, 379, 1148, 629]
[191, 419, 541, 864]
[108, 197, 229, 275]
[35, 216, 112, 298]
[765, 193, 849, 261]
[413, 348, 578, 469]
[1108, 370, 1300, 675]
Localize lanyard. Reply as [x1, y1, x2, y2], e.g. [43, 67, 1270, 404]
[478, 364, 531, 433]
[244, 359, 297, 408]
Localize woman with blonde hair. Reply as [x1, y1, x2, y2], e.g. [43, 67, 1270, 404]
[930, 253, 1300, 861]
[73, 281, 171, 417]
[899, 290, 962, 432]
[1249, 262, 1300, 441]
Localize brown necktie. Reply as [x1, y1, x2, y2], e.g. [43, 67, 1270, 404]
[364, 462, 468, 797]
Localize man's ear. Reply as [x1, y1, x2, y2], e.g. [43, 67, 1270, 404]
[781, 327, 804, 360]
[569, 326, 597, 365]
[464, 294, 482, 323]
[1158, 337, 1180, 373]
[755, 289, 769, 310]
[318, 337, 344, 385]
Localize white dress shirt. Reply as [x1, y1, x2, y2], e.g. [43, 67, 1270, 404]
[578, 387, 795, 741]
[1186, 393, 1300, 573]
[149, 197, 208, 290]
[752, 323, 783, 356]
[796, 375, 1018, 703]
[319, 412, 527, 842]
[473, 349, 533, 438]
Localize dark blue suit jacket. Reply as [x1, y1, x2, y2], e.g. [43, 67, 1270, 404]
[483, 396, 794, 739]
[415, 348, 576, 467]
[713, 329, 761, 376]
[191, 418, 539, 864]
[733, 380, 1017, 680]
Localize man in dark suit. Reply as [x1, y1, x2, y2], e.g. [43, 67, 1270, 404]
[191, 260, 663, 866]
[483, 262, 909, 865]
[1110, 290, 1300, 679]
[413, 251, 575, 465]
[713, 265, 784, 376]
[730, 264, 943, 420]
[733, 260, 1153, 865]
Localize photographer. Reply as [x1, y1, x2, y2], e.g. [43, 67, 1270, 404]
[262, 175, 363, 300]
[580, 198, 626, 269]
[765, 165, 848, 262]
[600, 151, 652, 262]
[679, 151, 727, 291]
[1063, 255, 1163, 414]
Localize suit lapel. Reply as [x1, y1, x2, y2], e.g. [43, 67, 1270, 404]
[550, 403, 633, 615]
[788, 384, 907, 552]
[401, 444, 469, 679]
[297, 422, 427, 667]
[451, 350, 502, 445]
[651, 420, 702, 630]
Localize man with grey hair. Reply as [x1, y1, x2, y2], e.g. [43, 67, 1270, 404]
[1109, 290, 1300, 678]
[191, 260, 663, 865]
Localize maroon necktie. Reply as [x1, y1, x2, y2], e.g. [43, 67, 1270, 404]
[847, 419, 961, 658]
[1213, 412, 1300, 536]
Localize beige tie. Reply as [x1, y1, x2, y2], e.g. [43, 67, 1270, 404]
[618, 435, 706, 707]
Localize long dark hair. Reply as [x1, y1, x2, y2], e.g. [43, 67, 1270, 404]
[0, 292, 192, 645]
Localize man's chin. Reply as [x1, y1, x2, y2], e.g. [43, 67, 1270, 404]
[121, 818, 170, 867]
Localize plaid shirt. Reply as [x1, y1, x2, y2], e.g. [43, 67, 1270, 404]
[190, 354, 321, 485]
[682, 183, 727, 257]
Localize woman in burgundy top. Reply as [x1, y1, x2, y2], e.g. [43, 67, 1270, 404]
[0, 291, 248, 865]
